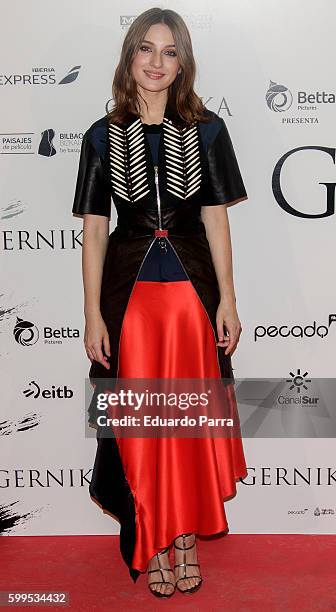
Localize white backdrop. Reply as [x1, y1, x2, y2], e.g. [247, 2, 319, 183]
[1, 0, 335, 537]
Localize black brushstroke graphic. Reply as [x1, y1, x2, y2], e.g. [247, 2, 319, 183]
[0, 304, 18, 324]
[0, 502, 31, 534]
[0, 412, 41, 436]
[0, 501, 44, 534]
[1, 198, 26, 220]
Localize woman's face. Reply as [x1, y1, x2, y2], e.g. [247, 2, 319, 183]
[131, 23, 181, 94]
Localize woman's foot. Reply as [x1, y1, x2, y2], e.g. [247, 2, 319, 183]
[173, 533, 202, 593]
[147, 546, 176, 597]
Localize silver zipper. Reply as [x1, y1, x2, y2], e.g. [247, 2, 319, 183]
[154, 164, 167, 253]
[154, 165, 162, 229]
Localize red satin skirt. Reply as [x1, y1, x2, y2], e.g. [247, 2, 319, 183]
[113, 278, 247, 573]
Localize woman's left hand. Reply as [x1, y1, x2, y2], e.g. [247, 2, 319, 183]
[216, 298, 242, 355]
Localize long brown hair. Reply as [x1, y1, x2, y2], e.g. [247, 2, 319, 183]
[107, 7, 211, 125]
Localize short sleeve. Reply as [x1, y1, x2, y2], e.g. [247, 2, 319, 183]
[203, 117, 248, 207]
[72, 131, 111, 217]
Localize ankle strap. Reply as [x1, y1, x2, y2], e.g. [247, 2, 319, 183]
[174, 533, 196, 550]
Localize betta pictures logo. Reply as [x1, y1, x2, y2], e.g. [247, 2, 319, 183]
[14, 317, 39, 346]
[0, 66, 81, 87]
[13, 316, 80, 346]
[266, 79, 336, 123]
[266, 81, 293, 112]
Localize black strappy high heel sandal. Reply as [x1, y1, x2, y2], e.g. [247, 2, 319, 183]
[173, 533, 203, 594]
[147, 545, 176, 598]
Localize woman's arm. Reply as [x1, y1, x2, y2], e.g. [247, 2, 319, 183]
[82, 214, 111, 369]
[200, 204, 242, 356]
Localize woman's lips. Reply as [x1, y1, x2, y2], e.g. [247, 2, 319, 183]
[144, 70, 165, 80]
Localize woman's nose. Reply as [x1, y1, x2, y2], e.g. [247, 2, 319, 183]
[149, 51, 163, 68]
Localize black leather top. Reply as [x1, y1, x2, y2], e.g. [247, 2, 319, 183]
[72, 106, 248, 219]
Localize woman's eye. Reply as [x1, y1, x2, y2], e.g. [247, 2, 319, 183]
[139, 46, 177, 57]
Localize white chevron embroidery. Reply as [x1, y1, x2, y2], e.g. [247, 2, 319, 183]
[163, 118, 202, 199]
[108, 118, 150, 202]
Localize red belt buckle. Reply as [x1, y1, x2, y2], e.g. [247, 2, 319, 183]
[154, 229, 168, 237]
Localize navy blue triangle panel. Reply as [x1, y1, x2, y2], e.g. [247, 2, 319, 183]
[137, 237, 188, 281]
[142, 122, 162, 165]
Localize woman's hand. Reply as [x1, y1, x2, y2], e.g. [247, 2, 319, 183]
[216, 298, 242, 356]
[84, 313, 111, 369]
[201, 205, 243, 356]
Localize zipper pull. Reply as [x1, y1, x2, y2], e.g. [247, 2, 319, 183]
[158, 237, 167, 253]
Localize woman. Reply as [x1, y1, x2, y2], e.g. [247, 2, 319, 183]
[72, 7, 248, 598]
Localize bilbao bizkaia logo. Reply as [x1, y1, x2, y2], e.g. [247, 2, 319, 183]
[0, 129, 83, 155]
[0, 66, 81, 87]
[254, 314, 336, 342]
[13, 316, 80, 346]
[39, 129, 56, 157]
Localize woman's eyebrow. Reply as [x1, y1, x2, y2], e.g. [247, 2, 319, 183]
[141, 39, 176, 47]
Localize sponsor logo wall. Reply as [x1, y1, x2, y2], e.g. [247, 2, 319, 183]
[1, 2, 335, 536]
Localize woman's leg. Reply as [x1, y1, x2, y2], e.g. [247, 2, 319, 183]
[147, 546, 176, 596]
[173, 533, 202, 593]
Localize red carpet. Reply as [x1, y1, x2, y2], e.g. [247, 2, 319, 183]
[2, 534, 335, 610]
